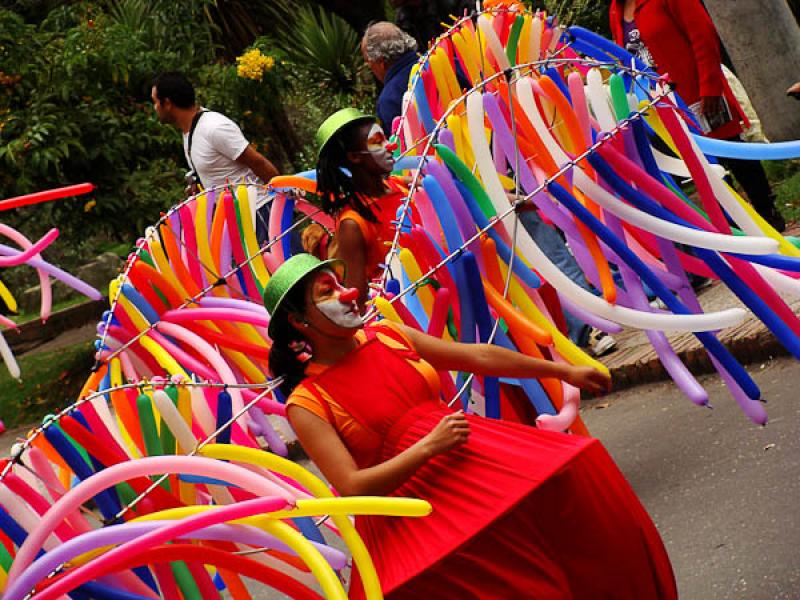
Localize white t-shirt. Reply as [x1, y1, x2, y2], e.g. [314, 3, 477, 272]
[182, 110, 262, 194]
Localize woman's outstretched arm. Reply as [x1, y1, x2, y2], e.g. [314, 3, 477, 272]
[400, 324, 611, 394]
[288, 405, 469, 497]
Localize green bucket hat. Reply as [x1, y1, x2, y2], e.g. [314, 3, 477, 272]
[263, 254, 345, 337]
[315, 108, 375, 158]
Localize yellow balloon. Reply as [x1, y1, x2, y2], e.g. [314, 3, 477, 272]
[0, 279, 17, 314]
[235, 184, 271, 290]
[373, 296, 404, 325]
[198, 444, 384, 600]
[495, 259, 609, 376]
[139, 334, 190, 380]
[110, 357, 142, 458]
[451, 30, 480, 86]
[429, 48, 454, 108]
[398, 248, 435, 317]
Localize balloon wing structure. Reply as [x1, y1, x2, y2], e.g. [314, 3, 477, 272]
[3, 4, 800, 597]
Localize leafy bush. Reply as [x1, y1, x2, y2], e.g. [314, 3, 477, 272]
[529, 0, 611, 36]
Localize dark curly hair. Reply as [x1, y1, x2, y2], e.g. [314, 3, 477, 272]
[268, 276, 313, 396]
[315, 119, 379, 224]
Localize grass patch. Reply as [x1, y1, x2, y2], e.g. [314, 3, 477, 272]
[764, 159, 800, 223]
[7, 295, 91, 326]
[0, 340, 95, 428]
[772, 170, 800, 224]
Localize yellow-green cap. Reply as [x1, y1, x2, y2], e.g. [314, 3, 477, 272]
[315, 108, 375, 158]
[263, 254, 345, 337]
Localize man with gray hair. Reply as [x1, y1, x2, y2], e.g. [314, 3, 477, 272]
[361, 22, 419, 135]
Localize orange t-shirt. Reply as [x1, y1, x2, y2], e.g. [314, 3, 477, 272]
[286, 321, 440, 461]
[335, 177, 411, 279]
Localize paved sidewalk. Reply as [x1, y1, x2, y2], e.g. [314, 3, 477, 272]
[598, 225, 800, 391]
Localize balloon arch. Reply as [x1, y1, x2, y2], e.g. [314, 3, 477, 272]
[3, 3, 800, 598]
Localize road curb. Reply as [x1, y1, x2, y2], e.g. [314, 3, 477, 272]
[7, 299, 106, 355]
[606, 328, 787, 393]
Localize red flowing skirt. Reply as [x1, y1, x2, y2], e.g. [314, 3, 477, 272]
[349, 407, 677, 599]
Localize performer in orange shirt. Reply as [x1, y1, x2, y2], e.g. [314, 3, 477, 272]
[303, 109, 413, 307]
[266, 254, 677, 600]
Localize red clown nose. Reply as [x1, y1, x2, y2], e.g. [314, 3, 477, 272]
[338, 286, 359, 304]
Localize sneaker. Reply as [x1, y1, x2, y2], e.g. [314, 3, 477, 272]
[589, 330, 617, 357]
[690, 277, 714, 294]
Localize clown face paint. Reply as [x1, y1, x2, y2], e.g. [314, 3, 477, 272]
[363, 123, 395, 172]
[316, 298, 363, 328]
[311, 270, 362, 329]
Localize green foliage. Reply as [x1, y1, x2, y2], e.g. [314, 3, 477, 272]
[528, 0, 611, 36]
[269, 1, 368, 99]
[764, 159, 800, 223]
[0, 340, 95, 427]
[261, 1, 377, 168]
[0, 2, 215, 260]
[0, 0, 378, 280]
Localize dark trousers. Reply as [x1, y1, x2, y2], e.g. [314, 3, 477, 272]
[717, 137, 777, 218]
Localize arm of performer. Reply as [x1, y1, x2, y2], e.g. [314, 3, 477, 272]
[399, 323, 611, 393]
[334, 219, 370, 309]
[236, 145, 280, 183]
[289, 325, 609, 496]
[289, 404, 469, 497]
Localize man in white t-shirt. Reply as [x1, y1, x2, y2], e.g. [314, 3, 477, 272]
[151, 71, 280, 240]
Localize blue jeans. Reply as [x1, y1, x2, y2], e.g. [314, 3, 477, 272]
[518, 211, 592, 347]
[255, 204, 304, 255]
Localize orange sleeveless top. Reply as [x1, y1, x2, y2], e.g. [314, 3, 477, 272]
[335, 177, 411, 279]
[286, 321, 440, 461]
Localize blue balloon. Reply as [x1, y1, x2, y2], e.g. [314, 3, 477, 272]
[546, 180, 762, 399]
[215, 390, 233, 445]
[462, 252, 501, 419]
[121, 283, 160, 325]
[44, 423, 121, 521]
[280, 195, 295, 258]
[399, 265, 429, 330]
[587, 151, 800, 360]
[448, 176, 542, 289]
[453, 257, 477, 411]
[293, 516, 326, 545]
[694, 135, 800, 160]
[423, 174, 465, 253]
[413, 66, 437, 133]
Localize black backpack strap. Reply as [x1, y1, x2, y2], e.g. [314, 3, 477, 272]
[186, 108, 207, 187]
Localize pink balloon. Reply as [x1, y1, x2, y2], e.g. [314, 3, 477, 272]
[32, 496, 290, 600]
[161, 307, 268, 328]
[7, 455, 297, 584]
[0, 224, 52, 320]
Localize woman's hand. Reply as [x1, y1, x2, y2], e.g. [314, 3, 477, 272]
[421, 410, 470, 457]
[564, 366, 612, 394]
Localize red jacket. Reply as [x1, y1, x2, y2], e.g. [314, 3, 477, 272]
[609, 0, 743, 137]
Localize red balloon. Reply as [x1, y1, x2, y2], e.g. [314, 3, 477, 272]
[0, 183, 95, 211]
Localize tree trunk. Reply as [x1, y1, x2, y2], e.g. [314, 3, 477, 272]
[703, 0, 800, 141]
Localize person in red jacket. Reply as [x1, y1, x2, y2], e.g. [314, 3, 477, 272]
[610, 0, 786, 231]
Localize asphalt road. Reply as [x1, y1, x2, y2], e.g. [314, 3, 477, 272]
[582, 355, 800, 600]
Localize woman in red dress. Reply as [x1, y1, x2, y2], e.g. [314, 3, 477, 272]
[303, 108, 412, 307]
[265, 253, 678, 599]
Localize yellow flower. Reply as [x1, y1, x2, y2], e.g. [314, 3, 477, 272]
[84, 199, 96, 212]
[235, 49, 276, 81]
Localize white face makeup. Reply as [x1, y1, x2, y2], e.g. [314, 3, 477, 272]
[365, 123, 388, 152]
[311, 270, 362, 329]
[363, 123, 395, 172]
[315, 298, 363, 329]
